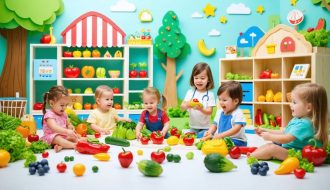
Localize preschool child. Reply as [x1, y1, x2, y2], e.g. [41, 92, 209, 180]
[41, 86, 78, 152]
[181, 62, 216, 138]
[203, 81, 247, 146]
[87, 85, 131, 135]
[251, 83, 329, 160]
[135, 87, 170, 138]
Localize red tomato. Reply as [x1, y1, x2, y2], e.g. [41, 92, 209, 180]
[40, 34, 51, 44]
[151, 150, 165, 164]
[84, 103, 92, 110]
[42, 151, 49, 158]
[64, 66, 80, 78]
[294, 168, 306, 179]
[94, 132, 101, 138]
[113, 88, 120, 94]
[140, 137, 149, 145]
[129, 70, 138, 78]
[229, 146, 241, 159]
[139, 70, 147, 78]
[118, 148, 133, 168]
[170, 127, 178, 136]
[33, 103, 44, 110]
[63, 51, 73, 57]
[57, 162, 67, 173]
[183, 136, 194, 146]
[28, 134, 39, 143]
[150, 131, 164, 144]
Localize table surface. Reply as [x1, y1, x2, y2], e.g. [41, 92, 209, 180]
[1, 132, 329, 190]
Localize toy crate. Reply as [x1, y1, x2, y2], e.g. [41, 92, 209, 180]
[0, 97, 27, 118]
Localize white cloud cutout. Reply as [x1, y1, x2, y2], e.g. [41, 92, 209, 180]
[226, 3, 251, 14]
[208, 29, 221, 36]
[191, 11, 203, 18]
[249, 32, 256, 37]
[110, 0, 136, 12]
[140, 11, 152, 22]
[240, 38, 248, 44]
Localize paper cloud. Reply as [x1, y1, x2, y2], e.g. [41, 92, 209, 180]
[208, 29, 221, 36]
[110, 0, 136, 12]
[191, 11, 203, 18]
[226, 3, 251, 14]
[140, 11, 152, 22]
[240, 38, 248, 44]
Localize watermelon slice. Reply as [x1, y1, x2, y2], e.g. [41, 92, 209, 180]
[315, 18, 326, 30]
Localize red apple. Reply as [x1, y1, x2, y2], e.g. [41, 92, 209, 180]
[139, 70, 147, 78]
[40, 34, 51, 44]
[129, 70, 138, 78]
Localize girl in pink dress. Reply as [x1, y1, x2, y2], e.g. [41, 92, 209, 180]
[41, 86, 78, 152]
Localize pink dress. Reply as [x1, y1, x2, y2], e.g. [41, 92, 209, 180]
[41, 110, 69, 145]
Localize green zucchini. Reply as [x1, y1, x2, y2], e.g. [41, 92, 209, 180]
[137, 160, 163, 177]
[104, 136, 130, 147]
[204, 153, 237, 173]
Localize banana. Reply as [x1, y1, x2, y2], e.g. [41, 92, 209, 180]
[198, 39, 216, 56]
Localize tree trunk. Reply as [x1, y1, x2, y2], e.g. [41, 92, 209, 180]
[163, 57, 178, 107]
[0, 27, 27, 97]
[321, 0, 330, 12]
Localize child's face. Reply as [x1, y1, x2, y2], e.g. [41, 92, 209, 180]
[96, 91, 114, 112]
[193, 70, 208, 91]
[290, 92, 312, 118]
[218, 91, 239, 114]
[50, 96, 69, 115]
[143, 94, 158, 114]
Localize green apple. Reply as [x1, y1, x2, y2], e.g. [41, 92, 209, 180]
[84, 87, 93, 94]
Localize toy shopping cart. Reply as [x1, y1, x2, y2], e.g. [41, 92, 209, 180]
[0, 97, 27, 118]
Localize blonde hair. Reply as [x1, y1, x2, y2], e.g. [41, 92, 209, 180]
[142, 87, 167, 110]
[293, 83, 329, 148]
[95, 85, 113, 99]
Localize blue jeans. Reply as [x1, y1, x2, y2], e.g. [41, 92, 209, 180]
[231, 138, 247, 146]
[189, 129, 207, 138]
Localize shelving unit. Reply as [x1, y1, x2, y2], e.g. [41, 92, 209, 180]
[220, 47, 330, 128]
[29, 44, 153, 120]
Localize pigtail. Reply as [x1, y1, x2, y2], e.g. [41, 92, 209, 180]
[42, 92, 49, 124]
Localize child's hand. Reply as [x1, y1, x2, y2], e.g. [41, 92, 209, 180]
[66, 129, 77, 138]
[160, 131, 167, 137]
[213, 134, 223, 139]
[254, 127, 262, 136]
[202, 131, 212, 141]
[260, 132, 272, 141]
[101, 129, 110, 135]
[136, 131, 141, 139]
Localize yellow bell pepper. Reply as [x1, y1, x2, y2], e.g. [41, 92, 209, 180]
[201, 139, 228, 156]
[166, 136, 179, 146]
[274, 157, 299, 175]
[93, 153, 110, 161]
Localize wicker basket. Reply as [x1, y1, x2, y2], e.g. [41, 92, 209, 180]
[0, 97, 27, 118]
[286, 92, 292, 102]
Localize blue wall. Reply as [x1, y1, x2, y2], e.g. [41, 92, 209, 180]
[0, 0, 329, 103]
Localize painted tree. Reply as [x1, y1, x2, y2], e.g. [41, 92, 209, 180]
[311, 0, 330, 11]
[0, 0, 64, 97]
[154, 11, 190, 107]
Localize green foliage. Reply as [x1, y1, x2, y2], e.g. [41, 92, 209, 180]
[288, 149, 314, 172]
[154, 11, 189, 59]
[311, 0, 330, 7]
[0, 130, 27, 162]
[29, 140, 50, 154]
[0, 112, 21, 130]
[300, 29, 330, 47]
[325, 141, 330, 164]
[0, 0, 64, 31]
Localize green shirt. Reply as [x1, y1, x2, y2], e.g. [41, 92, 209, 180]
[282, 117, 315, 150]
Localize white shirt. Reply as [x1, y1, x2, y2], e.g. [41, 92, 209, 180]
[184, 88, 216, 129]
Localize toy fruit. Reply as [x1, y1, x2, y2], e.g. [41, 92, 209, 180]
[84, 103, 92, 110]
[75, 123, 88, 136]
[56, 162, 67, 173]
[94, 132, 101, 138]
[40, 34, 51, 44]
[73, 163, 86, 176]
[137, 149, 143, 156]
[113, 87, 120, 94]
[229, 146, 241, 159]
[302, 139, 327, 166]
[163, 146, 171, 152]
[92, 49, 101, 57]
[63, 51, 73, 57]
[166, 136, 179, 146]
[16, 125, 30, 138]
[183, 133, 195, 146]
[96, 67, 106, 78]
[140, 136, 149, 145]
[138, 62, 148, 78]
[150, 131, 164, 144]
[189, 98, 203, 108]
[93, 153, 110, 161]
[28, 134, 39, 143]
[186, 152, 194, 160]
[274, 157, 299, 175]
[257, 95, 266, 102]
[265, 90, 274, 102]
[108, 70, 120, 78]
[114, 103, 122, 110]
[64, 66, 80, 78]
[33, 102, 44, 110]
[84, 87, 93, 94]
[114, 50, 122, 57]
[198, 39, 216, 57]
[81, 66, 95, 78]
[276, 116, 282, 127]
[82, 49, 91, 57]
[173, 154, 181, 163]
[274, 92, 282, 102]
[271, 73, 280, 79]
[151, 149, 165, 164]
[0, 149, 10, 168]
[73, 50, 82, 57]
[294, 168, 306, 179]
[139, 70, 147, 78]
[118, 148, 133, 168]
[74, 88, 81, 94]
[129, 63, 138, 78]
[73, 102, 83, 110]
[259, 69, 272, 79]
[42, 151, 49, 158]
[201, 139, 228, 156]
[104, 50, 111, 57]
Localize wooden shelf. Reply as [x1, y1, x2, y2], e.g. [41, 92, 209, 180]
[62, 78, 124, 81]
[282, 78, 311, 81]
[61, 57, 125, 61]
[69, 93, 124, 97]
[254, 79, 282, 82]
[129, 78, 151, 81]
[253, 102, 284, 105]
[221, 80, 253, 82]
[129, 90, 143, 93]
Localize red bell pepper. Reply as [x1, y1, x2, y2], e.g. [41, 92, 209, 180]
[183, 134, 195, 146]
[239, 146, 257, 154]
[302, 139, 327, 166]
[255, 109, 263, 126]
[33, 102, 44, 110]
[75, 141, 110, 155]
[229, 146, 241, 159]
[150, 131, 164, 144]
[259, 69, 272, 79]
[118, 148, 133, 168]
[140, 136, 149, 145]
[275, 116, 282, 127]
[150, 149, 165, 164]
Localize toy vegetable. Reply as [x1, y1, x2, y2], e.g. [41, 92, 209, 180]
[255, 109, 263, 126]
[302, 139, 327, 166]
[274, 157, 299, 175]
[259, 69, 272, 79]
[239, 147, 257, 154]
[201, 139, 228, 156]
[150, 131, 164, 144]
[93, 153, 110, 161]
[75, 141, 110, 155]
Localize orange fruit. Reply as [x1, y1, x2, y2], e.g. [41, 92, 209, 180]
[75, 124, 88, 136]
[73, 163, 86, 176]
[0, 149, 10, 168]
[16, 125, 29, 138]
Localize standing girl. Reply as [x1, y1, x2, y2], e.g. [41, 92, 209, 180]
[135, 87, 170, 138]
[181, 62, 216, 138]
[41, 86, 78, 152]
[251, 83, 328, 160]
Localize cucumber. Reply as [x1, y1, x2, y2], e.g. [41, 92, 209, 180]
[204, 153, 237, 173]
[137, 160, 163, 177]
[104, 136, 130, 147]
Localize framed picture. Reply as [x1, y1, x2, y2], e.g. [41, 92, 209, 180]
[225, 46, 237, 58]
[290, 64, 310, 79]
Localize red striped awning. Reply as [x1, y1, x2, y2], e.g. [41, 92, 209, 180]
[61, 11, 126, 47]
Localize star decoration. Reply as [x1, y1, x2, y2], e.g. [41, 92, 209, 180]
[291, 0, 298, 6]
[256, 5, 264, 14]
[219, 16, 227, 24]
[203, 3, 216, 17]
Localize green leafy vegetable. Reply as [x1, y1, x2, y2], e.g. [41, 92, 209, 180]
[246, 156, 259, 166]
[87, 137, 100, 144]
[23, 150, 36, 167]
[0, 130, 27, 162]
[29, 140, 50, 154]
[325, 141, 330, 164]
[167, 107, 189, 118]
[225, 72, 252, 80]
[0, 112, 21, 130]
[288, 149, 314, 173]
[300, 29, 330, 47]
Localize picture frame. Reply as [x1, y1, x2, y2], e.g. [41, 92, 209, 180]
[225, 45, 237, 58]
[290, 64, 310, 79]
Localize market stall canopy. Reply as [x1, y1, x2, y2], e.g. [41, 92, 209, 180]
[61, 11, 126, 47]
